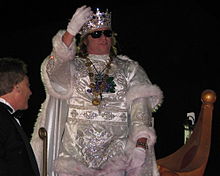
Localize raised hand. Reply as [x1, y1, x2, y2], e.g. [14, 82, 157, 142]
[67, 5, 93, 36]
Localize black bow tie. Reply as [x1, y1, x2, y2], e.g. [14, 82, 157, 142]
[12, 110, 23, 119]
[0, 103, 23, 119]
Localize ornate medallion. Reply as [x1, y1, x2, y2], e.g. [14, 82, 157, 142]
[85, 56, 116, 106]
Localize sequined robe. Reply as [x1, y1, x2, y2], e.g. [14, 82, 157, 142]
[31, 30, 163, 176]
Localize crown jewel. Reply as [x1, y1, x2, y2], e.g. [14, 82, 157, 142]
[80, 8, 111, 37]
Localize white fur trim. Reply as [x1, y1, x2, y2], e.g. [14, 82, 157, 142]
[53, 30, 76, 61]
[53, 156, 128, 176]
[126, 84, 163, 110]
[31, 95, 50, 174]
[133, 127, 157, 146]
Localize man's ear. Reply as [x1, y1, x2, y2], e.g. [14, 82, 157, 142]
[13, 84, 21, 93]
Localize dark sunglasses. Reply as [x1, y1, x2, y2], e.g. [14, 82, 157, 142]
[89, 30, 113, 38]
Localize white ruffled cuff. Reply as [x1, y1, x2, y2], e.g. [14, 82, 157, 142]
[133, 126, 157, 146]
[126, 84, 163, 112]
[52, 30, 76, 61]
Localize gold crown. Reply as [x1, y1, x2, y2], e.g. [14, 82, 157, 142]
[80, 8, 111, 37]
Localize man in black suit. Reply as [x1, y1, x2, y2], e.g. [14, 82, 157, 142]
[0, 57, 40, 176]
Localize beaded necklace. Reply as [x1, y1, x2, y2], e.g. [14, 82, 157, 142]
[85, 56, 116, 106]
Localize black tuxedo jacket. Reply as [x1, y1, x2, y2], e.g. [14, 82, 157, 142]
[0, 102, 40, 176]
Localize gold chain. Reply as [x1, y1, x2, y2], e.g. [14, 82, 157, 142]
[84, 57, 113, 106]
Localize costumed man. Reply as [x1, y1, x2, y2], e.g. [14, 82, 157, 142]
[31, 5, 163, 176]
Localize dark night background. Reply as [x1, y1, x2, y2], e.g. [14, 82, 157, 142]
[0, 0, 219, 175]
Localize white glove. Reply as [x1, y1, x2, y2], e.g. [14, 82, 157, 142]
[67, 5, 93, 36]
[127, 147, 146, 170]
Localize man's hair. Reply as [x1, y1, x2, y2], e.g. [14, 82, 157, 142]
[76, 32, 119, 58]
[0, 57, 27, 96]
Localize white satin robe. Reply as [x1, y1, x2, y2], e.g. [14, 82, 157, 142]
[31, 30, 163, 176]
